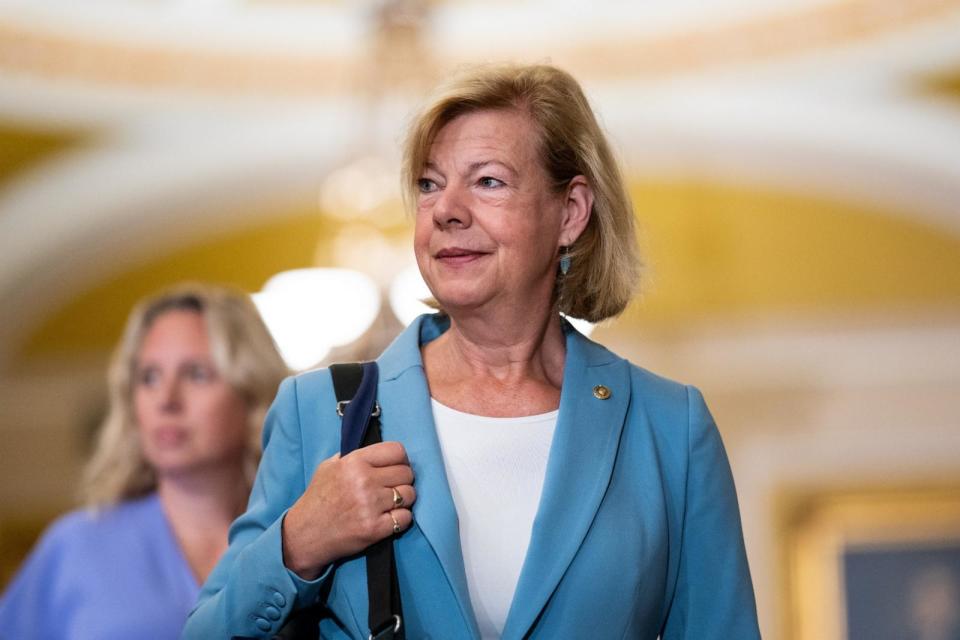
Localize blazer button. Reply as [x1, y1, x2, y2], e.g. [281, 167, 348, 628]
[254, 617, 272, 632]
[593, 385, 611, 400]
[272, 592, 286, 608]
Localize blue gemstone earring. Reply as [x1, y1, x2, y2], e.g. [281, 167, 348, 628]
[559, 247, 572, 275]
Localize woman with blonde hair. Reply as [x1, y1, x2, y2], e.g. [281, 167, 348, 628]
[0, 283, 288, 639]
[187, 63, 759, 639]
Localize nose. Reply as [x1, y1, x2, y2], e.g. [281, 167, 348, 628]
[433, 183, 471, 229]
[158, 375, 183, 413]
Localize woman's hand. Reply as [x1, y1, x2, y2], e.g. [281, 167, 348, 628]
[281, 441, 416, 580]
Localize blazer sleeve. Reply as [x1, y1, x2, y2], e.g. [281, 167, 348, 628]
[182, 376, 333, 639]
[660, 386, 761, 640]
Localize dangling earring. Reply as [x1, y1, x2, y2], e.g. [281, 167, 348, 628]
[559, 246, 572, 276]
[557, 246, 572, 313]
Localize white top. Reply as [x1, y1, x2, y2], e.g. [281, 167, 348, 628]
[431, 399, 558, 639]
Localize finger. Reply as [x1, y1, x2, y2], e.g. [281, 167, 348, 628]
[383, 508, 413, 537]
[370, 463, 414, 488]
[353, 441, 408, 467]
[381, 485, 416, 511]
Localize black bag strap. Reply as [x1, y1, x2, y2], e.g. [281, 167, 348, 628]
[330, 363, 405, 640]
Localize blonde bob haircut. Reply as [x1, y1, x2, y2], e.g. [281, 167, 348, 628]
[402, 63, 641, 322]
[82, 283, 289, 507]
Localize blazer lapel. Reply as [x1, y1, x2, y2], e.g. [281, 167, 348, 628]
[374, 315, 480, 638]
[501, 326, 631, 639]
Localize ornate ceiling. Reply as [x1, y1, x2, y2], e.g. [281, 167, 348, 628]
[1, 0, 960, 369]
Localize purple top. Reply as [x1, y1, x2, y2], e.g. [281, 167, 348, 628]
[0, 494, 200, 640]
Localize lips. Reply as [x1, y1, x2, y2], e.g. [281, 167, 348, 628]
[151, 425, 189, 447]
[435, 247, 489, 265]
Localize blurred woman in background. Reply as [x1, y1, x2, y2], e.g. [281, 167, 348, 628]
[0, 283, 288, 639]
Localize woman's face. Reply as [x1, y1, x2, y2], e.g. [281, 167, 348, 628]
[414, 108, 590, 317]
[133, 310, 249, 479]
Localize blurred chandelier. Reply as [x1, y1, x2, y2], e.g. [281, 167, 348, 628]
[252, 268, 381, 370]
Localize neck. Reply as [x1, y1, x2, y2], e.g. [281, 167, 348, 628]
[428, 303, 567, 388]
[156, 463, 248, 527]
[156, 463, 248, 584]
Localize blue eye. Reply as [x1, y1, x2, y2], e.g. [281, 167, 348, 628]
[479, 177, 505, 188]
[417, 178, 437, 193]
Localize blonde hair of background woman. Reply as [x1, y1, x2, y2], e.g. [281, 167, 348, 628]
[402, 62, 641, 322]
[82, 283, 289, 507]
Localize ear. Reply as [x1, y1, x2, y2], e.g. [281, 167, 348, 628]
[558, 175, 593, 247]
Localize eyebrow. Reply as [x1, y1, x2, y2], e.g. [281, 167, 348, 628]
[423, 160, 518, 176]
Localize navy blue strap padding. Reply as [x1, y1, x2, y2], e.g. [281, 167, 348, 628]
[339, 361, 379, 455]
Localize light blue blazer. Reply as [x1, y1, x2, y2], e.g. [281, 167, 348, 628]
[184, 314, 760, 639]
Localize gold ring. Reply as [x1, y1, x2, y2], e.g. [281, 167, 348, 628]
[392, 487, 404, 508]
[390, 511, 401, 535]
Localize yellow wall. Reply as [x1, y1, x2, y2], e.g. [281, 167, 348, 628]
[0, 122, 84, 189]
[625, 180, 960, 326]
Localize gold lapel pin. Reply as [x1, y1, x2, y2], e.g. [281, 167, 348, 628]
[593, 385, 611, 400]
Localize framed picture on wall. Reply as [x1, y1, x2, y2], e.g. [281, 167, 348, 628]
[780, 486, 960, 640]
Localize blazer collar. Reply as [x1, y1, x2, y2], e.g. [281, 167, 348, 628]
[501, 320, 630, 639]
[377, 312, 449, 383]
[375, 314, 629, 639]
[377, 314, 481, 637]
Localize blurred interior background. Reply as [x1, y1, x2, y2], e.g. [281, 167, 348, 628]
[1, 1, 959, 638]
